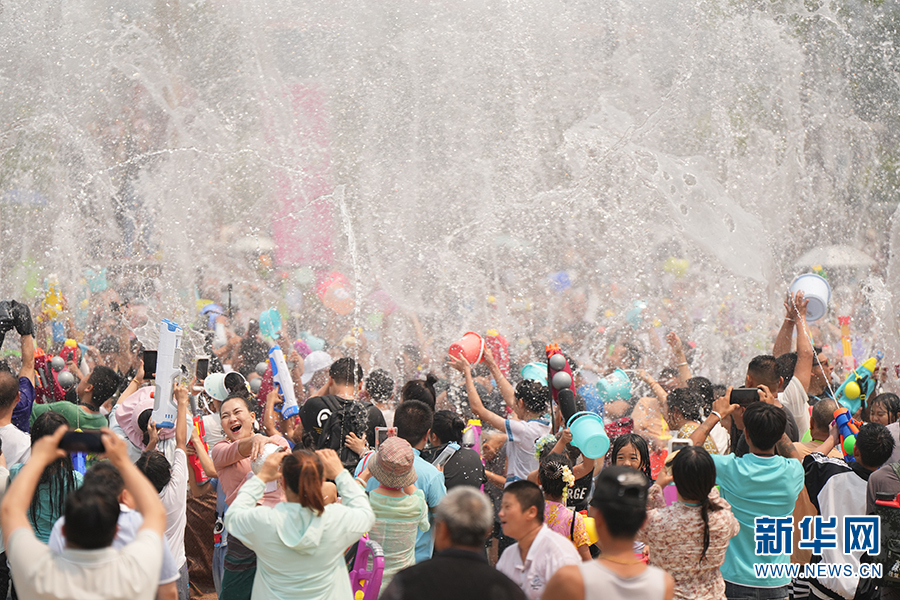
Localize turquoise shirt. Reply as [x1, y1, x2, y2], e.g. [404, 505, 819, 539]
[711, 453, 803, 587]
[9, 463, 83, 543]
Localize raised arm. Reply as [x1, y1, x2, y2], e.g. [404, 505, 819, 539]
[262, 389, 280, 437]
[483, 347, 517, 410]
[665, 332, 692, 383]
[175, 386, 189, 451]
[448, 354, 506, 431]
[773, 293, 796, 358]
[689, 389, 736, 447]
[18, 335, 35, 386]
[791, 292, 813, 392]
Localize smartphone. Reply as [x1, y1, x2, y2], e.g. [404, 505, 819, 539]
[142, 350, 158, 379]
[375, 427, 397, 449]
[667, 437, 692, 454]
[60, 431, 105, 453]
[195, 357, 210, 382]
[730, 388, 760, 405]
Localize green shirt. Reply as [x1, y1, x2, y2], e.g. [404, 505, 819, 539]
[30, 401, 108, 431]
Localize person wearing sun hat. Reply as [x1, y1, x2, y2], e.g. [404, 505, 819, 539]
[357, 436, 429, 594]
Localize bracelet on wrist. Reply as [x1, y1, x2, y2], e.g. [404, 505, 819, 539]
[676, 362, 688, 367]
[710, 410, 722, 421]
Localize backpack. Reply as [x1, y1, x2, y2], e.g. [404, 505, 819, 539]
[316, 396, 370, 471]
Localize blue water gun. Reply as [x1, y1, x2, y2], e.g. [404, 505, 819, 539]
[833, 407, 861, 463]
[835, 357, 877, 416]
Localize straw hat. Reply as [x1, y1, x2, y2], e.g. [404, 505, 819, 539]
[369, 437, 417, 489]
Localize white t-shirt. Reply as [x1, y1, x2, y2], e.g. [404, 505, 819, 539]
[48, 504, 180, 584]
[160, 448, 189, 569]
[504, 418, 550, 484]
[496, 524, 582, 600]
[7, 527, 163, 600]
[779, 376, 810, 439]
[0, 423, 31, 466]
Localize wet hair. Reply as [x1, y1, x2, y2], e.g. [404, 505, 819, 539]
[394, 400, 434, 446]
[538, 452, 573, 499]
[0, 371, 18, 411]
[671, 446, 722, 562]
[135, 450, 173, 493]
[658, 367, 680, 383]
[775, 352, 798, 383]
[64, 486, 120, 549]
[503, 480, 544, 524]
[742, 402, 786, 451]
[432, 410, 465, 444]
[686, 377, 714, 412]
[282, 450, 325, 515]
[83, 462, 125, 498]
[86, 366, 122, 408]
[402, 380, 436, 410]
[330, 357, 364, 387]
[435, 487, 493, 547]
[810, 399, 838, 435]
[609, 433, 652, 480]
[137, 409, 154, 446]
[747, 355, 780, 391]
[365, 369, 394, 403]
[515, 380, 549, 415]
[29, 411, 77, 533]
[866, 393, 900, 424]
[855, 423, 895, 469]
[666, 388, 703, 422]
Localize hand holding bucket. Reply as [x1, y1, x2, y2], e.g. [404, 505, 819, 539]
[448, 332, 485, 364]
[789, 273, 831, 322]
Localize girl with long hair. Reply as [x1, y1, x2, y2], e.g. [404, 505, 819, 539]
[638, 445, 739, 600]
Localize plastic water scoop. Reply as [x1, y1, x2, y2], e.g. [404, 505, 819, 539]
[349, 536, 385, 600]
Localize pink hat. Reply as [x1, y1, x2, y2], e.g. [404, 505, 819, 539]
[116, 386, 175, 449]
[369, 437, 417, 489]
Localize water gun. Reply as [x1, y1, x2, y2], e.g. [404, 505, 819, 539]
[268, 345, 299, 419]
[834, 407, 860, 463]
[546, 344, 577, 426]
[834, 357, 877, 416]
[188, 416, 210, 484]
[151, 320, 184, 429]
[462, 419, 482, 452]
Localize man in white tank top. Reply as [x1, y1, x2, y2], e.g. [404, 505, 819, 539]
[543, 467, 674, 600]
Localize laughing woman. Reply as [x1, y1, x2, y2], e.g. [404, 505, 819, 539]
[211, 394, 291, 600]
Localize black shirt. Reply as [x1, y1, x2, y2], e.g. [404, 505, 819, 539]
[420, 444, 486, 490]
[380, 548, 527, 600]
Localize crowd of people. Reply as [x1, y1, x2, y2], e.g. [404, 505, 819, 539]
[0, 284, 899, 600]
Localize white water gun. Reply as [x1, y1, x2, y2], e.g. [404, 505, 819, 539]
[269, 345, 299, 419]
[152, 319, 183, 428]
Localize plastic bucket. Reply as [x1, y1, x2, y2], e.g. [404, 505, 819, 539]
[789, 273, 831, 322]
[448, 332, 485, 364]
[567, 411, 610, 459]
[259, 308, 282, 339]
[596, 369, 632, 403]
[203, 373, 229, 401]
[520, 362, 548, 386]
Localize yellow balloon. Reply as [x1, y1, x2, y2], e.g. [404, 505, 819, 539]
[845, 381, 861, 400]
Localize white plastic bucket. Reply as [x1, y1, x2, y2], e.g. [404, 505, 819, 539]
[789, 273, 831, 322]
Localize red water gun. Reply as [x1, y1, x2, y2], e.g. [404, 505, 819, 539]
[188, 416, 210, 483]
[546, 344, 577, 428]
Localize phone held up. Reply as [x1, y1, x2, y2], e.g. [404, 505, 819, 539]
[730, 387, 760, 406]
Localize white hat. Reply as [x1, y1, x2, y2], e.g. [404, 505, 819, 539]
[203, 373, 229, 401]
[301, 351, 333, 385]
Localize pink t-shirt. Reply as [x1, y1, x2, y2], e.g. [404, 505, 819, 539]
[211, 435, 289, 507]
